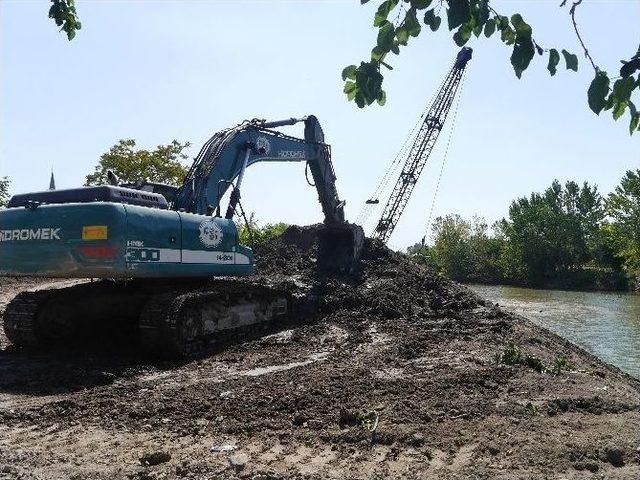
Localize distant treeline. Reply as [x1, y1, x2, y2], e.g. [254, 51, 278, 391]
[408, 170, 640, 291]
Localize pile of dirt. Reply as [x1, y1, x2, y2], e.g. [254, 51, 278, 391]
[0, 225, 639, 479]
[254, 224, 486, 321]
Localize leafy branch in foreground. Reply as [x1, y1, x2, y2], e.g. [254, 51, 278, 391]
[49, 0, 81, 40]
[343, 0, 640, 135]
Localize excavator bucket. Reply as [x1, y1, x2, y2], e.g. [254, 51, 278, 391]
[317, 223, 365, 274]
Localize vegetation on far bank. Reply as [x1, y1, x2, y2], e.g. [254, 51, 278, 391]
[408, 170, 640, 291]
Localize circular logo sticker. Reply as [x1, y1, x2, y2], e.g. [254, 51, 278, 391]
[256, 136, 271, 155]
[199, 220, 224, 248]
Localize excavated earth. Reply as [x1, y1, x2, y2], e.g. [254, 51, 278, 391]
[0, 225, 639, 479]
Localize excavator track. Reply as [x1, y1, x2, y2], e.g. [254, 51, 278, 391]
[139, 284, 289, 357]
[3, 280, 292, 358]
[3, 290, 50, 347]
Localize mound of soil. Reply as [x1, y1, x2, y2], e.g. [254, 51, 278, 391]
[0, 225, 639, 479]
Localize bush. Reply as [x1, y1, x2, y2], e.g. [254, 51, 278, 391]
[496, 343, 546, 373]
[237, 214, 287, 248]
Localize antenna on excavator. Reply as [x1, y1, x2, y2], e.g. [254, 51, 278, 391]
[364, 47, 472, 244]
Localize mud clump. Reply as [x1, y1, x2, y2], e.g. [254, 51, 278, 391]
[1, 225, 640, 479]
[139, 450, 171, 466]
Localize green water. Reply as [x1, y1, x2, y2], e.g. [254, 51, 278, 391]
[469, 284, 640, 379]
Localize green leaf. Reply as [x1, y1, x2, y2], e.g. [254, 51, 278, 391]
[453, 24, 472, 47]
[424, 9, 441, 31]
[477, 0, 490, 25]
[511, 39, 535, 78]
[447, 0, 470, 31]
[410, 0, 431, 9]
[374, 0, 399, 27]
[396, 27, 410, 46]
[604, 94, 616, 111]
[613, 76, 636, 102]
[404, 8, 421, 37]
[343, 81, 356, 94]
[547, 49, 560, 76]
[562, 49, 578, 72]
[630, 112, 640, 135]
[613, 100, 627, 120]
[371, 46, 385, 62]
[483, 18, 496, 37]
[500, 26, 516, 45]
[535, 44, 543, 56]
[510, 14, 531, 39]
[495, 15, 509, 31]
[352, 61, 384, 107]
[587, 70, 610, 114]
[620, 58, 640, 78]
[432, 15, 442, 31]
[49, 0, 81, 40]
[342, 65, 357, 81]
[377, 90, 387, 106]
[377, 21, 395, 51]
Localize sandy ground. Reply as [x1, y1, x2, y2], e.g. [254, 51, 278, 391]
[0, 230, 639, 479]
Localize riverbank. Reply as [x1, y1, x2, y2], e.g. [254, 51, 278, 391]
[1, 228, 639, 479]
[470, 283, 640, 379]
[458, 267, 633, 293]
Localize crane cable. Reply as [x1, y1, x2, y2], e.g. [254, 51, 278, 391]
[422, 67, 468, 244]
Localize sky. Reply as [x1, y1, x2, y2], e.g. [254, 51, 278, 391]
[1, 0, 639, 250]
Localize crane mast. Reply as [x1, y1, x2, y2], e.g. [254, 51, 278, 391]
[373, 47, 472, 243]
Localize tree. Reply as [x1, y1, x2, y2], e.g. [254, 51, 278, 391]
[497, 180, 604, 283]
[85, 139, 190, 187]
[408, 214, 504, 282]
[430, 214, 473, 280]
[606, 170, 640, 278]
[0, 177, 10, 207]
[343, 0, 640, 135]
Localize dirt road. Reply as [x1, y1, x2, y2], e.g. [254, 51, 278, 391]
[1, 228, 639, 479]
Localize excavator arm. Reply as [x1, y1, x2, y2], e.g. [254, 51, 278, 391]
[174, 115, 363, 272]
[174, 116, 345, 225]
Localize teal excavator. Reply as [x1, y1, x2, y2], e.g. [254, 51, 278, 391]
[0, 116, 364, 356]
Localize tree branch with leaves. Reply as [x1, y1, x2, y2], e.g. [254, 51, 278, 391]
[343, 0, 640, 135]
[49, 0, 81, 40]
[0, 177, 10, 208]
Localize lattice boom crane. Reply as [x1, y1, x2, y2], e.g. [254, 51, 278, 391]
[372, 47, 472, 243]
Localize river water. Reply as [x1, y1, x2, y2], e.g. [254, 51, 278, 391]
[469, 284, 640, 379]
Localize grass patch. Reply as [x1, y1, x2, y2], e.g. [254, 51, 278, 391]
[551, 355, 573, 375]
[495, 343, 546, 373]
[523, 402, 540, 417]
